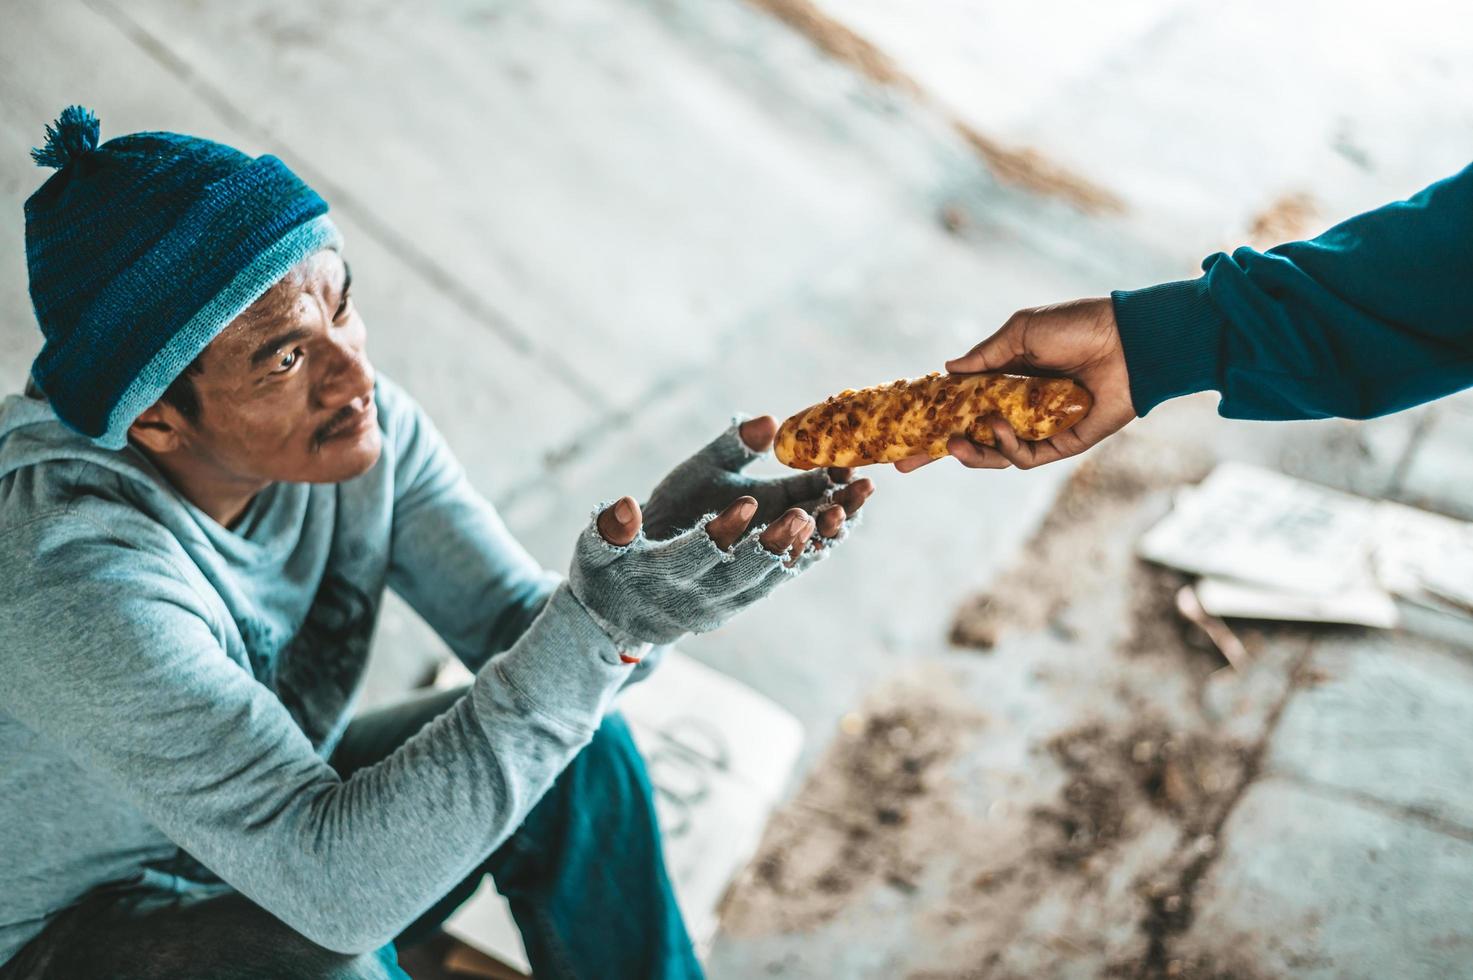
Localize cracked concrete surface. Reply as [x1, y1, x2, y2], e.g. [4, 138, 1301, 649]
[713, 397, 1473, 979]
[805, 0, 1473, 265]
[3, 1, 1472, 977]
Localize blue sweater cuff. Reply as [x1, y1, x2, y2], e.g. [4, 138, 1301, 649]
[483, 582, 628, 737]
[1111, 277, 1226, 416]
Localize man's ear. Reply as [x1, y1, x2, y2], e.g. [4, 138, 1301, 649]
[128, 402, 186, 454]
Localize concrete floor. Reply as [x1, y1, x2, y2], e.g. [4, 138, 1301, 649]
[713, 393, 1473, 979]
[2, 1, 1471, 977]
[807, 0, 1473, 263]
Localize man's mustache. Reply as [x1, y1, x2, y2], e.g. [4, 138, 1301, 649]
[312, 404, 365, 450]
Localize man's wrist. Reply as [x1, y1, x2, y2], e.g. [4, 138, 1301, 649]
[484, 583, 631, 730]
[616, 641, 654, 665]
[563, 581, 658, 664]
[1111, 277, 1226, 416]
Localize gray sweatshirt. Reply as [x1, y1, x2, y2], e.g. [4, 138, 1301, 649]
[0, 376, 646, 961]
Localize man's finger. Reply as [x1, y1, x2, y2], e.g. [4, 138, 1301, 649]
[739, 415, 778, 453]
[775, 469, 833, 511]
[597, 496, 643, 545]
[944, 314, 1028, 374]
[826, 466, 855, 484]
[831, 477, 874, 517]
[894, 453, 939, 474]
[945, 436, 1014, 470]
[707, 496, 758, 551]
[759, 508, 813, 556]
[786, 515, 817, 566]
[980, 417, 1083, 470]
[945, 353, 1031, 376]
[815, 504, 847, 540]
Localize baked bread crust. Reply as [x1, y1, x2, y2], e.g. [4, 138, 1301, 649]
[774, 372, 1092, 469]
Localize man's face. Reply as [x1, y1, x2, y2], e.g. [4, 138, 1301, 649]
[170, 249, 381, 485]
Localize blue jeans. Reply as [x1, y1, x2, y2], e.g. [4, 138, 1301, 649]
[1, 687, 703, 980]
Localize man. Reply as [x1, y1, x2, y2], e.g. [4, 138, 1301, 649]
[898, 163, 1473, 471]
[0, 107, 874, 979]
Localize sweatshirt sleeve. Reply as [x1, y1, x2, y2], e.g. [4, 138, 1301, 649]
[1111, 162, 1473, 420]
[0, 515, 631, 955]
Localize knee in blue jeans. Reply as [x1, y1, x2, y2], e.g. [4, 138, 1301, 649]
[527, 712, 657, 843]
[347, 946, 407, 980]
[572, 713, 650, 797]
[587, 712, 639, 765]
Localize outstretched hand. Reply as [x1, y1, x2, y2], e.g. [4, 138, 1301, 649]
[896, 297, 1137, 472]
[598, 415, 873, 558]
[570, 415, 874, 650]
[594, 492, 852, 562]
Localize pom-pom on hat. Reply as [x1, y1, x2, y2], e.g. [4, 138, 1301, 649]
[23, 105, 343, 448]
[30, 105, 101, 169]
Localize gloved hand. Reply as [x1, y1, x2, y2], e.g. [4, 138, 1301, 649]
[640, 414, 858, 539]
[568, 415, 873, 650]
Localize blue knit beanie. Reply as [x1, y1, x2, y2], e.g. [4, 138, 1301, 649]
[24, 106, 343, 448]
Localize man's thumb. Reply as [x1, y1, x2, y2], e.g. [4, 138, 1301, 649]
[944, 321, 1024, 374]
[597, 496, 642, 546]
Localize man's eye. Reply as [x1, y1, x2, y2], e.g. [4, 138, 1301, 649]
[271, 349, 303, 374]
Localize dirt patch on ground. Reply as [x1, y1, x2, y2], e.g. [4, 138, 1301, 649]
[1246, 192, 1319, 250]
[912, 953, 1276, 980]
[1121, 563, 1226, 670]
[1032, 722, 1248, 873]
[1027, 720, 1271, 980]
[719, 425, 1302, 975]
[746, 0, 915, 91]
[1109, 950, 1280, 980]
[745, 0, 1123, 213]
[720, 681, 988, 936]
[955, 125, 1125, 214]
[951, 433, 1213, 652]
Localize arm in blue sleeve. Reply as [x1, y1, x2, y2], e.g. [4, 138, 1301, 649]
[0, 522, 628, 955]
[1111, 162, 1473, 420]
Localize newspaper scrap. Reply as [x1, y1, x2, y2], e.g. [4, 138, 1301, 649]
[1373, 501, 1473, 614]
[1192, 577, 1398, 629]
[1138, 462, 1473, 628]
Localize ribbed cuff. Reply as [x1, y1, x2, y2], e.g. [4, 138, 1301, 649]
[482, 582, 631, 734]
[1111, 277, 1227, 416]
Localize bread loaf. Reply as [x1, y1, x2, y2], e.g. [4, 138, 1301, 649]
[774, 372, 1091, 469]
